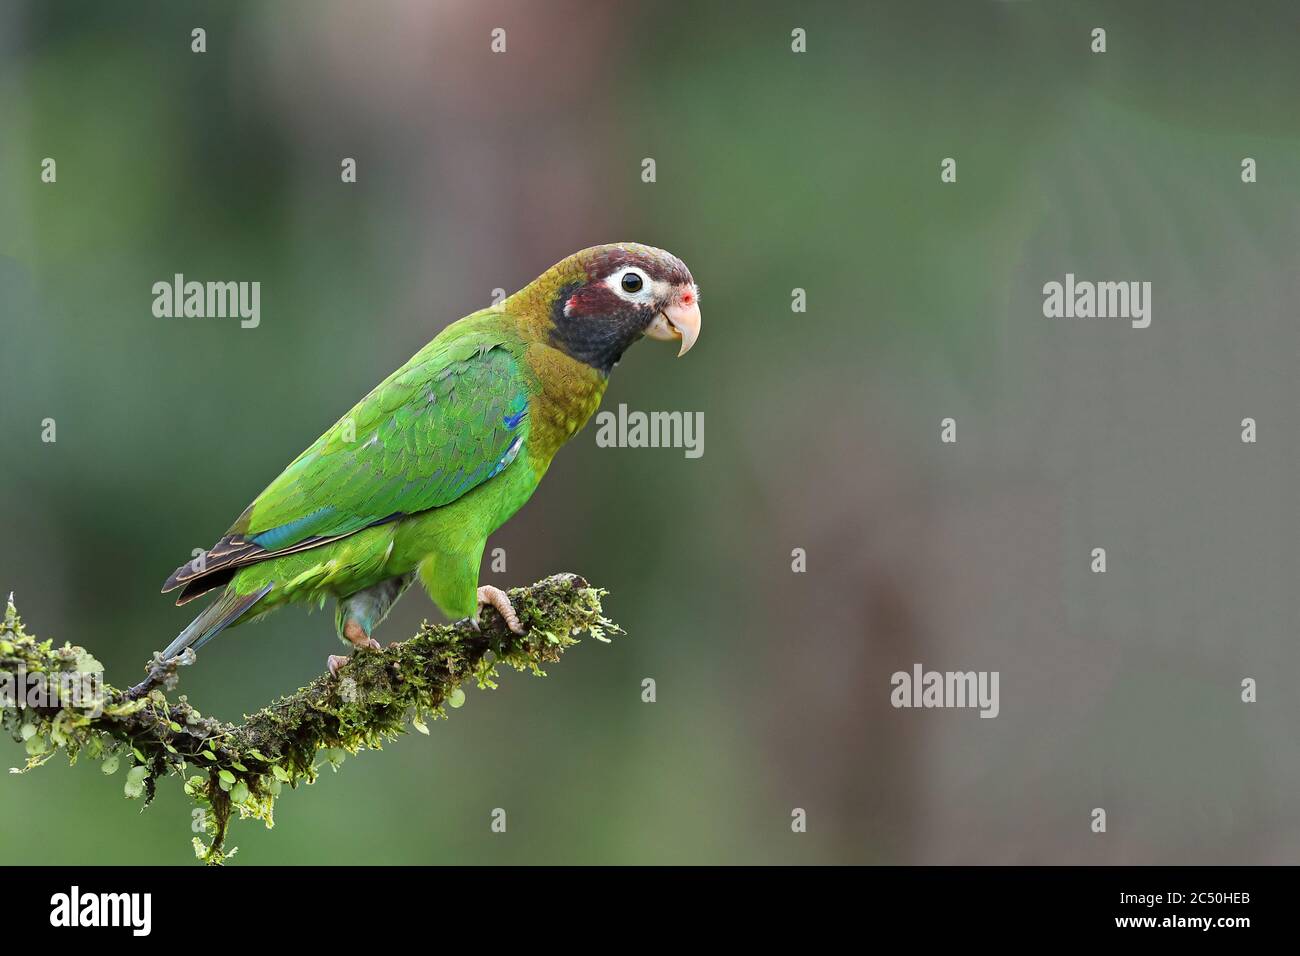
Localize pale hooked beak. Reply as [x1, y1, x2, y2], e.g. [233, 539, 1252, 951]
[645, 299, 701, 357]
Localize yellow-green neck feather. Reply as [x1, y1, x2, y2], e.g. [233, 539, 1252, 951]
[502, 252, 610, 468]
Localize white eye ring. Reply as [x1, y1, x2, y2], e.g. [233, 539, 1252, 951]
[608, 267, 653, 302]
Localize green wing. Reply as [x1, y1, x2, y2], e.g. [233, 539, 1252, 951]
[163, 321, 531, 599]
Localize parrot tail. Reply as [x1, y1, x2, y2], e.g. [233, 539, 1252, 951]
[161, 583, 273, 660]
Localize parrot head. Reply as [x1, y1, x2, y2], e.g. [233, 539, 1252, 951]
[515, 243, 701, 373]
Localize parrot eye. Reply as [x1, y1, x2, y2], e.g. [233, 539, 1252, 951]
[606, 266, 655, 304]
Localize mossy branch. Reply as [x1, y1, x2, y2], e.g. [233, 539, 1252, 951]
[0, 573, 619, 864]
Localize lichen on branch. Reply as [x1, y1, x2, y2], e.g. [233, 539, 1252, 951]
[0, 573, 618, 864]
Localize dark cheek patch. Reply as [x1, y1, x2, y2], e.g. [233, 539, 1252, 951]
[549, 286, 653, 373]
[564, 284, 621, 319]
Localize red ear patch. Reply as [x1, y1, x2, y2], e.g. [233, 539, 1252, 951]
[564, 294, 580, 315]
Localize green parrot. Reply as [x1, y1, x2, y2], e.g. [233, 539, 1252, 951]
[156, 243, 700, 675]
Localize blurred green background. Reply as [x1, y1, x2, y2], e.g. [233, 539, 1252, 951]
[3, 0, 1300, 864]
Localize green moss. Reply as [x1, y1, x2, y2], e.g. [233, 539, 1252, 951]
[1, 574, 619, 864]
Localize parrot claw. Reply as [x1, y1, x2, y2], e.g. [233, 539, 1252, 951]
[475, 585, 525, 634]
[329, 622, 382, 677]
[326, 644, 377, 677]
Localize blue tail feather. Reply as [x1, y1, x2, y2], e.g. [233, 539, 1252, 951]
[162, 583, 273, 659]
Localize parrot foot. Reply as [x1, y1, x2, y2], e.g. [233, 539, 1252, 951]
[475, 585, 525, 634]
[326, 644, 379, 677]
[328, 621, 381, 676]
[342, 617, 381, 651]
